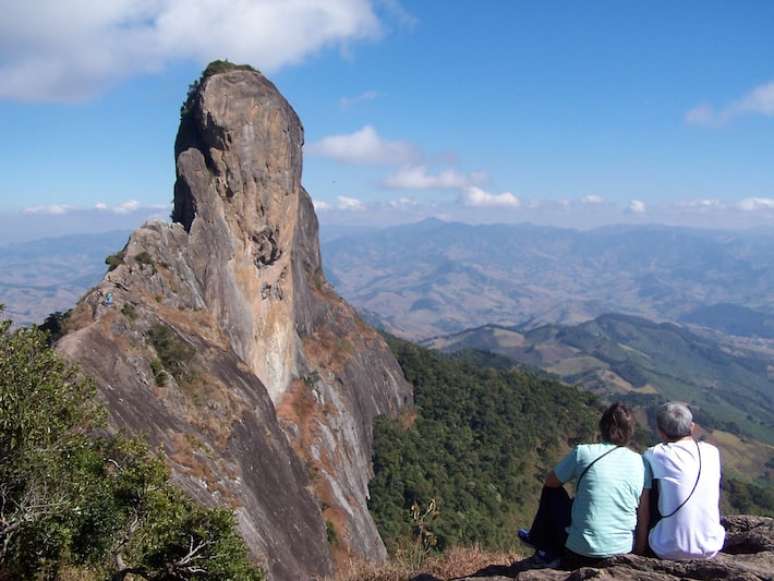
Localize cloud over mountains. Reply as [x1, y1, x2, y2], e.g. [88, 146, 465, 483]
[0, 0, 392, 101]
[307, 125, 419, 165]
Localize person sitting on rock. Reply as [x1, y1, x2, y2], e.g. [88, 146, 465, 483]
[518, 402, 650, 568]
[643, 402, 725, 560]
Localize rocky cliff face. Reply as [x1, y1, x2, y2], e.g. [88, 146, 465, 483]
[440, 516, 774, 581]
[57, 65, 412, 581]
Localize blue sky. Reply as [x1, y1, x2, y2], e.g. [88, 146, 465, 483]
[1, 0, 773, 241]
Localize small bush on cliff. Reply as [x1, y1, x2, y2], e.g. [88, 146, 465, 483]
[181, 59, 257, 118]
[0, 310, 263, 579]
[147, 323, 195, 383]
[38, 309, 72, 345]
[105, 247, 126, 271]
[134, 251, 156, 273]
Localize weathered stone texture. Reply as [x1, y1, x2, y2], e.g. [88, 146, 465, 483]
[58, 68, 411, 581]
[445, 516, 774, 581]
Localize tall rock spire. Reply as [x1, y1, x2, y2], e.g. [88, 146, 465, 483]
[58, 63, 412, 580]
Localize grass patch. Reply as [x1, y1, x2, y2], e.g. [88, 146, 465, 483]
[150, 358, 168, 386]
[335, 545, 522, 581]
[325, 520, 339, 546]
[147, 323, 195, 384]
[121, 303, 137, 321]
[134, 251, 156, 272]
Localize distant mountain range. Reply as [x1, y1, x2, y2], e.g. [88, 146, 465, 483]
[1, 223, 772, 491]
[0, 230, 130, 325]
[322, 219, 774, 339]
[423, 313, 774, 483]
[5, 220, 774, 342]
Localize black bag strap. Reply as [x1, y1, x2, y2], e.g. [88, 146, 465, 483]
[576, 445, 622, 489]
[660, 439, 702, 519]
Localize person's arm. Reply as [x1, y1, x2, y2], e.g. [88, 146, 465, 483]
[544, 470, 563, 488]
[634, 488, 650, 555]
[547, 447, 578, 488]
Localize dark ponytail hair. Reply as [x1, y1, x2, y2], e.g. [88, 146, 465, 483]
[599, 402, 635, 446]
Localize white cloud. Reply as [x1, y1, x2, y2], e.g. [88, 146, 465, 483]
[339, 90, 380, 109]
[112, 200, 141, 214]
[25, 199, 166, 215]
[580, 194, 605, 205]
[313, 199, 332, 211]
[387, 196, 417, 208]
[23, 204, 73, 215]
[0, 0, 387, 102]
[307, 125, 419, 165]
[735, 82, 774, 116]
[461, 186, 521, 208]
[678, 199, 725, 210]
[738, 197, 774, 211]
[628, 200, 647, 214]
[684, 104, 717, 126]
[384, 165, 471, 190]
[380, 0, 418, 28]
[336, 195, 366, 211]
[685, 80, 774, 126]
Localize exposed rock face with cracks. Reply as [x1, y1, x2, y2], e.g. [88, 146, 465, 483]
[435, 516, 774, 581]
[57, 65, 412, 581]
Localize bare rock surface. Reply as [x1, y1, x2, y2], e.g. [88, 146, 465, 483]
[58, 66, 411, 581]
[438, 516, 774, 581]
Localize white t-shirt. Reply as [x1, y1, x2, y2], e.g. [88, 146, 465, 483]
[644, 440, 725, 560]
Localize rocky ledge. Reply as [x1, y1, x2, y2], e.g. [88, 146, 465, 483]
[419, 516, 773, 581]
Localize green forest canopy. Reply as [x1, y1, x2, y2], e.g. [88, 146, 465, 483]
[369, 339, 599, 552]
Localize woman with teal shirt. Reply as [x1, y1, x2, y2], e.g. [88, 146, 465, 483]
[519, 403, 651, 568]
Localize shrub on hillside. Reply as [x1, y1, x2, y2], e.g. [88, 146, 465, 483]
[147, 323, 195, 383]
[180, 59, 257, 118]
[0, 310, 263, 579]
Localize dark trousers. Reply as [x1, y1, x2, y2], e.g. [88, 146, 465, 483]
[527, 486, 572, 554]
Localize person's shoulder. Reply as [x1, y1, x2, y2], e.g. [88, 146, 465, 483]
[574, 442, 606, 460]
[698, 440, 721, 456]
[619, 446, 641, 458]
[574, 443, 593, 457]
[644, 442, 667, 460]
[620, 447, 647, 467]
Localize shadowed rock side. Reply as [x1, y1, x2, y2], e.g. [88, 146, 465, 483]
[58, 68, 412, 581]
[430, 516, 773, 581]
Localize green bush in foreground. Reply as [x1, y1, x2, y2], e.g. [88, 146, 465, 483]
[0, 309, 263, 580]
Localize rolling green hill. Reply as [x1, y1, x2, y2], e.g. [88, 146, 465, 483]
[681, 303, 774, 339]
[369, 336, 774, 556]
[424, 314, 774, 446]
[422, 314, 774, 497]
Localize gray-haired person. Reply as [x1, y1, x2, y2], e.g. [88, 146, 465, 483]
[643, 402, 725, 560]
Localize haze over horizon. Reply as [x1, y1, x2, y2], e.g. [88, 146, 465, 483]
[1, 1, 773, 240]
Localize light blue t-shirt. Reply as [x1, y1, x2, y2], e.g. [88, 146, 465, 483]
[554, 443, 651, 557]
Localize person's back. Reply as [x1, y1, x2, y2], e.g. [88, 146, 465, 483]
[519, 402, 651, 568]
[645, 403, 725, 560]
[556, 443, 647, 557]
